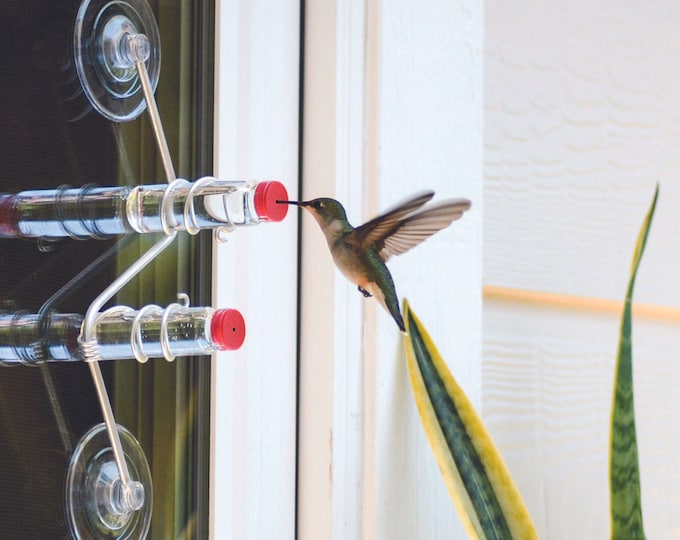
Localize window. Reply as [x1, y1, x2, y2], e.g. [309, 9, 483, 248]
[0, 1, 214, 537]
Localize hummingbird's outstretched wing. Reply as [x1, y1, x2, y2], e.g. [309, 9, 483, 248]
[352, 191, 434, 247]
[377, 199, 471, 260]
[354, 194, 471, 262]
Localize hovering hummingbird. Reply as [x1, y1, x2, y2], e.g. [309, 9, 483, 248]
[278, 191, 471, 332]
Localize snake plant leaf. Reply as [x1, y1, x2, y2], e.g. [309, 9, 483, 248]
[403, 300, 538, 540]
[610, 184, 658, 540]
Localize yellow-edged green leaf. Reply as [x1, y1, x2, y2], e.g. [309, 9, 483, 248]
[610, 184, 658, 540]
[403, 300, 538, 540]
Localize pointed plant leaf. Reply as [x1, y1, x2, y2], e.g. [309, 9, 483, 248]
[610, 184, 658, 540]
[403, 300, 538, 540]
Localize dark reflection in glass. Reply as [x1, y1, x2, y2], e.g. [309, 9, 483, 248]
[1, 3, 117, 536]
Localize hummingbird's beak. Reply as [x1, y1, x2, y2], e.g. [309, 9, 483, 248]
[276, 200, 310, 207]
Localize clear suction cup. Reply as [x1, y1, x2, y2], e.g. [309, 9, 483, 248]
[74, 0, 160, 122]
[66, 423, 152, 540]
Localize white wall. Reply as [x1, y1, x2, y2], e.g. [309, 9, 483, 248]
[298, 1, 483, 539]
[484, 1, 680, 538]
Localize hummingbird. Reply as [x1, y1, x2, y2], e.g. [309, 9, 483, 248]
[278, 191, 471, 332]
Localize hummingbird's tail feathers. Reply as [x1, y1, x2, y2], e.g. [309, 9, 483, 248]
[364, 279, 406, 331]
[377, 198, 471, 261]
[394, 312, 406, 333]
[382, 291, 406, 331]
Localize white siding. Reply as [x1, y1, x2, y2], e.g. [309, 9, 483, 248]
[485, 1, 680, 538]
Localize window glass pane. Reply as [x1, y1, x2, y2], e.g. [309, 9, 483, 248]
[0, 1, 213, 537]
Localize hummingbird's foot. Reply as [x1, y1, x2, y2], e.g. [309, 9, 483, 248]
[358, 286, 372, 298]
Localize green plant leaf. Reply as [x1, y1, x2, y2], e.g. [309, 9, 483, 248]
[610, 184, 658, 540]
[403, 300, 538, 540]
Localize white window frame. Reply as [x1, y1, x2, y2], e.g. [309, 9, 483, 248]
[210, 1, 301, 538]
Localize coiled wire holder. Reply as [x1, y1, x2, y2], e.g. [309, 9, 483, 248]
[91, 292, 191, 364]
[67, 3, 190, 537]
[75, 89, 176, 534]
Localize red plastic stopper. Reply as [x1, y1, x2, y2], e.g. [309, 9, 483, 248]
[0, 195, 18, 236]
[254, 181, 289, 222]
[211, 309, 246, 351]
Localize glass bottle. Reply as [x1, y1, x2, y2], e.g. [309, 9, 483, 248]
[0, 178, 289, 239]
[0, 304, 245, 365]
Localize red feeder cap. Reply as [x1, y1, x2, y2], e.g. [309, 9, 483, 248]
[254, 181, 289, 222]
[0, 195, 18, 236]
[211, 309, 246, 351]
